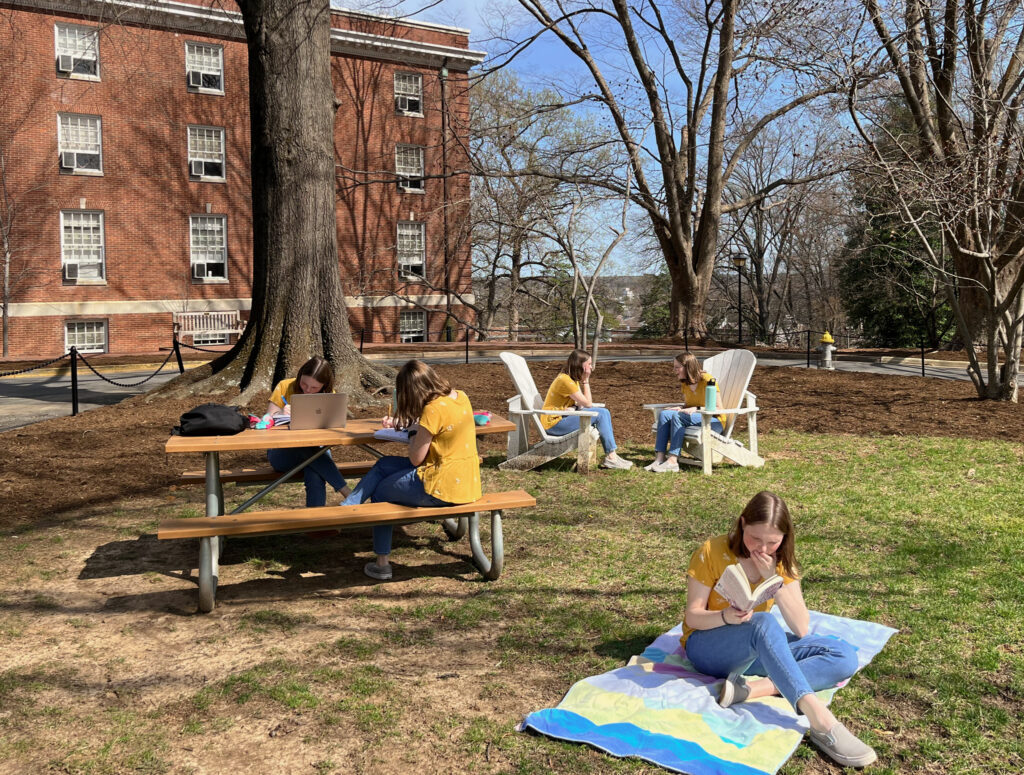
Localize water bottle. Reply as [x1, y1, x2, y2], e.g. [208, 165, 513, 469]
[705, 379, 717, 414]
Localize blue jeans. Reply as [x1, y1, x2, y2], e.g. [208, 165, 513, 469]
[267, 447, 347, 508]
[655, 409, 724, 456]
[685, 611, 858, 712]
[341, 456, 452, 555]
[547, 406, 617, 453]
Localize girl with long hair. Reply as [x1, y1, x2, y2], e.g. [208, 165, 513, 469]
[342, 360, 481, 580]
[683, 491, 876, 768]
[645, 352, 725, 472]
[540, 349, 632, 469]
[266, 356, 351, 506]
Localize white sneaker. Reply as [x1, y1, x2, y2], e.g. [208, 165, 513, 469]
[601, 454, 633, 470]
[651, 460, 679, 473]
[643, 460, 661, 471]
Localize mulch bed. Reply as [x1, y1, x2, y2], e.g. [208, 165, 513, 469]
[1, 360, 1020, 533]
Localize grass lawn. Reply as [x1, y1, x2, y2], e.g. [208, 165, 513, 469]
[0, 431, 1022, 774]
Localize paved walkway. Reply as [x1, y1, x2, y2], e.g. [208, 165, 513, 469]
[3, 347, 1016, 432]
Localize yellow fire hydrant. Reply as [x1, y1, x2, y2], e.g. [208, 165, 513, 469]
[819, 331, 836, 370]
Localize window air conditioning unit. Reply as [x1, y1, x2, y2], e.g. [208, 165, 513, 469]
[188, 70, 203, 88]
[60, 151, 76, 169]
[63, 262, 79, 281]
[57, 54, 75, 73]
[190, 159, 205, 177]
[192, 263, 208, 279]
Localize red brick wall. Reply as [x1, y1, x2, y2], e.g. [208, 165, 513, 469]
[0, 1, 477, 359]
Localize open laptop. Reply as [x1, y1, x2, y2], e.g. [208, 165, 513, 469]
[289, 393, 348, 430]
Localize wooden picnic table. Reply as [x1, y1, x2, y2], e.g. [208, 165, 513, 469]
[164, 414, 517, 610]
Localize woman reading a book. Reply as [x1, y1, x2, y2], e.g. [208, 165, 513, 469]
[266, 356, 351, 507]
[644, 352, 725, 473]
[342, 360, 481, 581]
[540, 349, 632, 470]
[683, 491, 877, 768]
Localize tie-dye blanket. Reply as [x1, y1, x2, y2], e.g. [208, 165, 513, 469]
[520, 610, 897, 775]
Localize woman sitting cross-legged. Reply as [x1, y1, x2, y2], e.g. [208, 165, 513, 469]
[683, 491, 876, 769]
[342, 359, 481, 581]
[541, 349, 632, 470]
[645, 352, 725, 473]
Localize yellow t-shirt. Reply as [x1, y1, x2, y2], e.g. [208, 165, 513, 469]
[680, 371, 725, 428]
[268, 377, 333, 409]
[681, 534, 798, 649]
[269, 378, 300, 409]
[416, 390, 482, 504]
[540, 373, 580, 430]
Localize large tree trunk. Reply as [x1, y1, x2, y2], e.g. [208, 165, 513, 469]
[157, 0, 388, 404]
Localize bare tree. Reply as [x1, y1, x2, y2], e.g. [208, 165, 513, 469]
[498, 0, 853, 341]
[851, 0, 1024, 400]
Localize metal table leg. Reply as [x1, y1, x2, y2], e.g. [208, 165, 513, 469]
[468, 509, 504, 580]
[198, 451, 223, 612]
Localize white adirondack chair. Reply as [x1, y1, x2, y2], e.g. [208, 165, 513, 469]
[498, 351, 600, 473]
[642, 349, 764, 475]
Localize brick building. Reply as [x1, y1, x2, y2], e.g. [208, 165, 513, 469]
[0, 0, 483, 359]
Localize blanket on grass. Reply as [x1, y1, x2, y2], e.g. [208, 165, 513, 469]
[520, 610, 897, 775]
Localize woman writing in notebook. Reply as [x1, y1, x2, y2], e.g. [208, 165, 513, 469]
[683, 491, 876, 768]
[644, 352, 725, 473]
[266, 356, 351, 507]
[540, 349, 632, 470]
[342, 359, 481, 581]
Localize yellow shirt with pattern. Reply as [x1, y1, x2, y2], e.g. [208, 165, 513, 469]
[416, 390, 481, 504]
[679, 371, 725, 427]
[540, 373, 581, 430]
[268, 377, 333, 409]
[681, 534, 798, 649]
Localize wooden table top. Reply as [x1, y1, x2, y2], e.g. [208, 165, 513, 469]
[165, 414, 515, 454]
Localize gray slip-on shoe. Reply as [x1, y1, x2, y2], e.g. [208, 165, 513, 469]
[717, 672, 751, 708]
[651, 459, 680, 473]
[601, 455, 633, 470]
[808, 722, 878, 768]
[363, 562, 393, 581]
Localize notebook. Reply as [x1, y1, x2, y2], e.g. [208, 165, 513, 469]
[289, 393, 348, 430]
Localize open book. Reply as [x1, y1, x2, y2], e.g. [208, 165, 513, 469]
[713, 563, 784, 612]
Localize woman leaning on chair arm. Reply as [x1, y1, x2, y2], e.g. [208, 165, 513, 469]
[540, 349, 632, 470]
[645, 352, 726, 473]
[683, 490, 876, 769]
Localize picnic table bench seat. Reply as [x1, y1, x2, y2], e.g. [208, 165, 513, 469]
[159, 489, 537, 611]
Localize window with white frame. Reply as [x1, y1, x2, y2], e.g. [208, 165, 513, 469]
[65, 320, 107, 353]
[185, 42, 224, 93]
[55, 23, 99, 79]
[395, 144, 424, 192]
[60, 210, 105, 281]
[394, 72, 422, 115]
[58, 114, 102, 173]
[399, 309, 426, 343]
[192, 332, 228, 346]
[190, 215, 227, 280]
[188, 126, 225, 179]
[396, 221, 425, 280]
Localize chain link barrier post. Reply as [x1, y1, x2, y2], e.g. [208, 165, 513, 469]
[806, 330, 811, 368]
[359, 328, 365, 353]
[70, 347, 79, 416]
[173, 333, 185, 374]
[921, 337, 926, 377]
[465, 325, 469, 364]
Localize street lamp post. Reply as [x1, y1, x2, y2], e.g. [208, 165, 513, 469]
[732, 255, 745, 345]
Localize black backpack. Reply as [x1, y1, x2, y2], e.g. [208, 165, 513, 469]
[172, 403, 249, 436]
